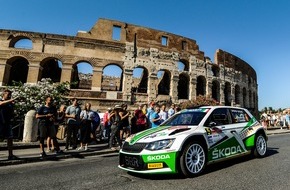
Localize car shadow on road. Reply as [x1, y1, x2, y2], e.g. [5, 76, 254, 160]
[204, 147, 278, 175]
[127, 147, 279, 180]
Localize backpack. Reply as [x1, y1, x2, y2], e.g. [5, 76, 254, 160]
[93, 111, 100, 127]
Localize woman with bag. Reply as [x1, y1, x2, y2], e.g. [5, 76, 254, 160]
[55, 105, 66, 140]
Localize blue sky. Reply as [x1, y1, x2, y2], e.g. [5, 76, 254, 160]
[1, 0, 290, 110]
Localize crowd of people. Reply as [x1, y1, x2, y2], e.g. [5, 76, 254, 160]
[35, 97, 103, 157]
[261, 111, 290, 129]
[102, 102, 181, 150]
[0, 88, 183, 159]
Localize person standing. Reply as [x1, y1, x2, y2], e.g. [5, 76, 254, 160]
[109, 105, 122, 151]
[65, 98, 81, 151]
[146, 102, 155, 128]
[36, 96, 62, 157]
[119, 104, 130, 140]
[134, 104, 147, 133]
[103, 108, 112, 141]
[0, 89, 17, 160]
[149, 105, 162, 128]
[79, 103, 95, 150]
[168, 103, 175, 117]
[159, 104, 168, 123]
[285, 112, 290, 130]
[54, 104, 66, 140]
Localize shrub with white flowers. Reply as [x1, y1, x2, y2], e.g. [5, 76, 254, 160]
[5, 78, 70, 122]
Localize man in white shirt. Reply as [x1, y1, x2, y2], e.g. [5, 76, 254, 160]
[159, 104, 168, 123]
[168, 103, 175, 117]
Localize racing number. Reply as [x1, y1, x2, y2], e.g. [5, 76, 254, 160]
[205, 127, 212, 135]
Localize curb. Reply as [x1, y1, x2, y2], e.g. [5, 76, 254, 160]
[0, 148, 119, 167]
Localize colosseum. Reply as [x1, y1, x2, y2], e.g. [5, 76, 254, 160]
[0, 18, 258, 114]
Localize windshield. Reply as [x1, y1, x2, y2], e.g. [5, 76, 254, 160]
[161, 111, 207, 126]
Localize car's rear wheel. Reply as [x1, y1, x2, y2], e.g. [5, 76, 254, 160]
[253, 134, 267, 157]
[180, 141, 206, 177]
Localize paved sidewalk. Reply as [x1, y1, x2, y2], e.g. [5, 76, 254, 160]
[0, 140, 117, 166]
[0, 128, 289, 167]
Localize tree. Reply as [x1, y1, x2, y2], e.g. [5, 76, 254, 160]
[180, 95, 220, 109]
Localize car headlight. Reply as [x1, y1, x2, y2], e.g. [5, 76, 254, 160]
[144, 139, 175, 151]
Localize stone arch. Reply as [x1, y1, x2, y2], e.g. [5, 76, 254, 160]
[224, 82, 231, 106]
[212, 80, 220, 102]
[196, 75, 206, 96]
[9, 36, 33, 49]
[4, 56, 29, 85]
[243, 87, 247, 107]
[248, 76, 252, 86]
[178, 59, 189, 71]
[132, 66, 148, 93]
[249, 90, 252, 108]
[101, 64, 123, 91]
[157, 69, 171, 95]
[39, 57, 62, 83]
[235, 84, 241, 105]
[253, 91, 256, 108]
[211, 65, 220, 77]
[178, 73, 189, 99]
[70, 61, 93, 89]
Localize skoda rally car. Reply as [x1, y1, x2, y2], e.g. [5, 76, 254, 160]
[119, 106, 267, 177]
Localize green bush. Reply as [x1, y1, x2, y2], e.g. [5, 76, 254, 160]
[5, 78, 70, 122]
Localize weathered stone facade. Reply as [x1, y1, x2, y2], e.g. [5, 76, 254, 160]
[0, 18, 258, 114]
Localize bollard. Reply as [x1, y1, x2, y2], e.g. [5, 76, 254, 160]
[23, 110, 38, 142]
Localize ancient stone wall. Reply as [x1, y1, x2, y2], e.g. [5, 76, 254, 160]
[0, 18, 258, 114]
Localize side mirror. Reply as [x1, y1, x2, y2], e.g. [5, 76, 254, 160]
[209, 121, 217, 127]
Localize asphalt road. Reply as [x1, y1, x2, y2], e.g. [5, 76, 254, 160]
[0, 134, 289, 190]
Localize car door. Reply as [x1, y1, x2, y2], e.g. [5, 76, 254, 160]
[203, 108, 247, 161]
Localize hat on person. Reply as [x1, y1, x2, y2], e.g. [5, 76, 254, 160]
[114, 105, 122, 109]
[108, 107, 112, 111]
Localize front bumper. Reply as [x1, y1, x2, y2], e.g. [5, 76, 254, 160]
[119, 150, 179, 174]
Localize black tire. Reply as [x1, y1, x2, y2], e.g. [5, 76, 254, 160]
[253, 134, 267, 158]
[179, 141, 207, 177]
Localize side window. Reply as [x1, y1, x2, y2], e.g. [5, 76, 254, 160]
[230, 109, 250, 123]
[204, 108, 231, 127]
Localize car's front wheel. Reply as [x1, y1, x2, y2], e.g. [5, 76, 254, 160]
[179, 141, 206, 177]
[253, 134, 267, 157]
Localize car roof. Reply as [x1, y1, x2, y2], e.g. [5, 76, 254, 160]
[185, 105, 247, 111]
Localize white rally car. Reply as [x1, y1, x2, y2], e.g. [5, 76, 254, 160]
[119, 106, 267, 177]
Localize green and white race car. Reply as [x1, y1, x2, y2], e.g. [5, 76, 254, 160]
[119, 106, 267, 177]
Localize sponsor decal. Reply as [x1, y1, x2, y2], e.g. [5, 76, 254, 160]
[240, 122, 261, 140]
[144, 132, 167, 139]
[147, 154, 170, 161]
[148, 163, 163, 169]
[205, 127, 223, 135]
[205, 127, 211, 135]
[142, 152, 178, 173]
[185, 108, 211, 113]
[129, 126, 169, 144]
[168, 126, 189, 131]
[212, 145, 243, 160]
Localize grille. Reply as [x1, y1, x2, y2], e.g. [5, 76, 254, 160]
[119, 153, 146, 170]
[122, 142, 147, 153]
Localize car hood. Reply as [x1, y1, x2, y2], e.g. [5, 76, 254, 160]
[126, 125, 198, 144]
